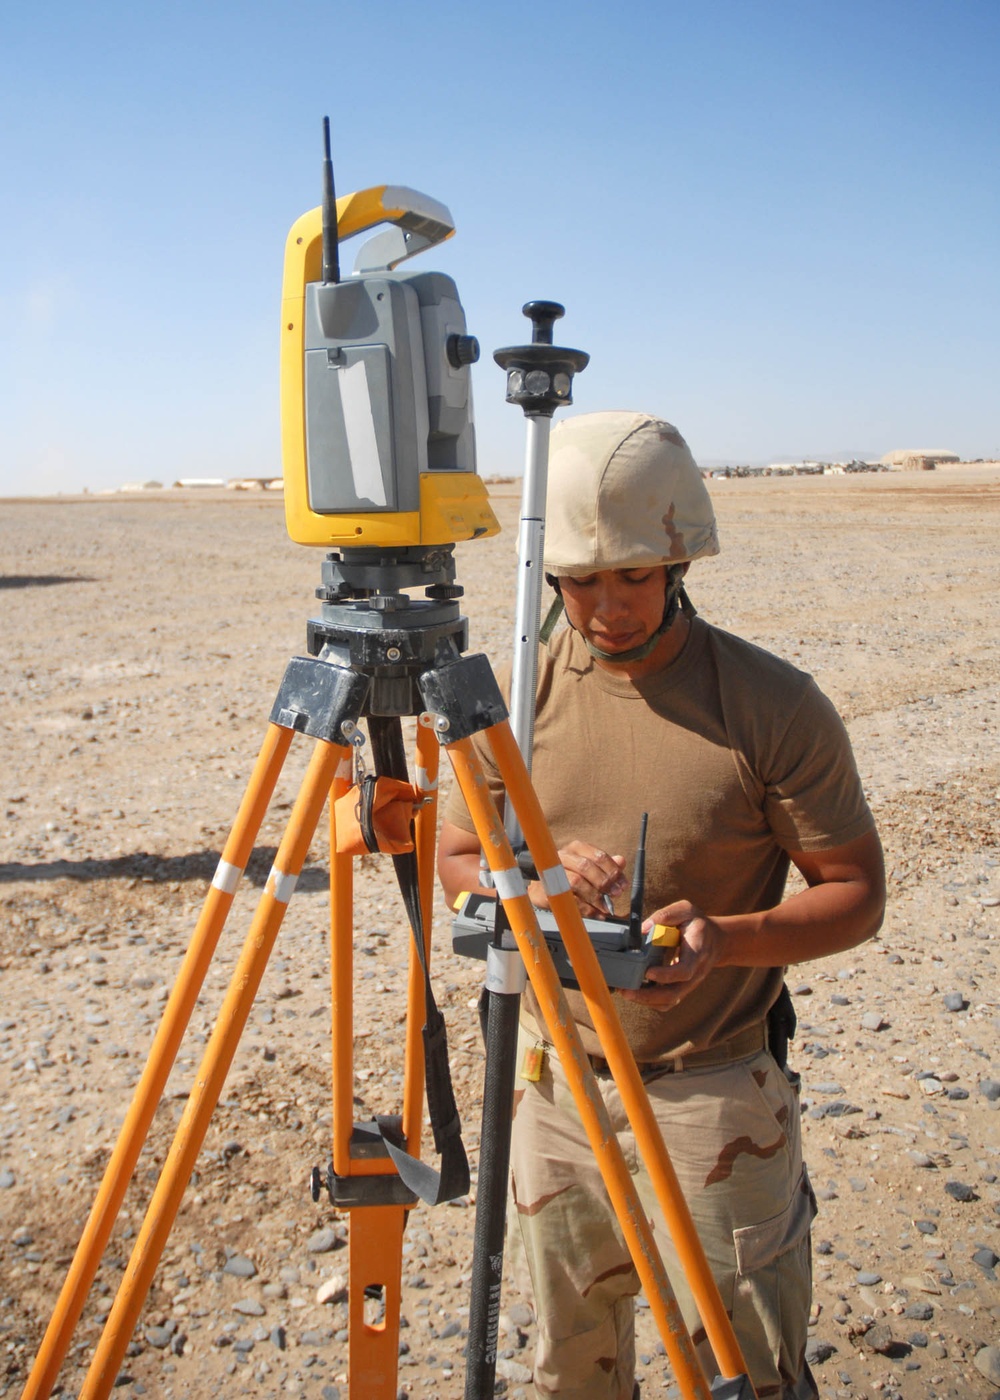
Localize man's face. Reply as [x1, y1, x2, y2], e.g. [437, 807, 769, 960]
[557, 566, 669, 658]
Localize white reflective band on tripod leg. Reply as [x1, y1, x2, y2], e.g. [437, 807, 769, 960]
[211, 860, 242, 895]
[540, 865, 572, 897]
[268, 867, 298, 905]
[486, 944, 528, 995]
[492, 866, 527, 902]
[415, 765, 437, 793]
[340, 359, 387, 507]
[336, 753, 353, 782]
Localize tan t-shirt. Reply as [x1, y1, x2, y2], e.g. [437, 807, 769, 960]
[441, 616, 875, 1061]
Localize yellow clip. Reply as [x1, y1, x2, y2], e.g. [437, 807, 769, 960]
[452, 891, 470, 911]
[651, 923, 681, 948]
[520, 1044, 546, 1083]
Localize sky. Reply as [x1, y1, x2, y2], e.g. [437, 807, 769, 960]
[1, 0, 998, 497]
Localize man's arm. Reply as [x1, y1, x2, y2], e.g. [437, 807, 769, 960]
[437, 819, 627, 920]
[622, 828, 886, 1009]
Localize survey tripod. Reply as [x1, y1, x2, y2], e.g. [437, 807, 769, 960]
[22, 140, 754, 1400]
[22, 539, 752, 1400]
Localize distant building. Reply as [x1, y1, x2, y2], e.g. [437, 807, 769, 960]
[880, 449, 959, 469]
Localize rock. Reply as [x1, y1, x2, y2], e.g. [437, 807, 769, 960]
[300, 1328, 332, 1346]
[316, 1274, 348, 1305]
[496, 1358, 533, 1384]
[919, 1077, 944, 1095]
[943, 991, 967, 1012]
[972, 1246, 999, 1270]
[864, 1321, 895, 1354]
[0, 1170, 15, 1189]
[144, 1325, 174, 1349]
[506, 1303, 535, 1327]
[860, 1011, 888, 1031]
[223, 1254, 257, 1278]
[856, 1270, 882, 1286]
[973, 1347, 1000, 1385]
[805, 1339, 836, 1365]
[908, 1152, 936, 1168]
[269, 1326, 287, 1350]
[232, 1299, 265, 1316]
[903, 1301, 934, 1321]
[944, 1180, 978, 1202]
[979, 1078, 1000, 1102]
[307, 1227, 343, 1253]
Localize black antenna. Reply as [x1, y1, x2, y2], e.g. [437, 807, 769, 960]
[321, 116, 340, 285]
[628, 812, 648, 948]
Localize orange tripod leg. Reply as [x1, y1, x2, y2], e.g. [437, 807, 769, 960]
[446, 733, 715, 1400]
[327, 723, 442, 1400]
[76, 736, 348, 1400]
[21, 721, 295, 1400]
[347, 1206, 407, 1396]
[484, 720, 751, 1386]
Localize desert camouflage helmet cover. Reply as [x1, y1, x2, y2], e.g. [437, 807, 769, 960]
[542, 411, 720, 576]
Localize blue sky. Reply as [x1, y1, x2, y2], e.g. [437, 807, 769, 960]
[1, 1, 997, 496]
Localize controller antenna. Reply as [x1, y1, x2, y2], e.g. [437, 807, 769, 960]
[321, 115, 340, 284]
[628, 813, 648, 949]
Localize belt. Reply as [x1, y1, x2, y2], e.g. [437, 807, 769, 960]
[586, 1021, 767, 1081]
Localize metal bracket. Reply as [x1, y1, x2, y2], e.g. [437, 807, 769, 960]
[417, 653, 509, 741]
[269, 656, 370, 742]
[324, 1119, 419, 1209]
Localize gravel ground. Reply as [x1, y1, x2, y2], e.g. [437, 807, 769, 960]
[2, 465, 999, 1400]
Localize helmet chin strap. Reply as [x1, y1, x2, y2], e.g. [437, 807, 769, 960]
[541, 565, 694, 664]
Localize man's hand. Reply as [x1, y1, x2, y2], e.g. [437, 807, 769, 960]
[620, 900, 724, 1009]
[529, 840, 627, 920]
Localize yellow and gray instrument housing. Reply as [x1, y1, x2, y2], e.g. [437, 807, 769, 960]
[281, 184, 499, 548]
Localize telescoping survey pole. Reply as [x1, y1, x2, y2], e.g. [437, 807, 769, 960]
[462, 302, 589, 1400]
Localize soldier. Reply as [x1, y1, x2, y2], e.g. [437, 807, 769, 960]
[438, 411, 885, 1400]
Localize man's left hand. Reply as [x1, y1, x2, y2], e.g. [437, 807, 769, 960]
[620, 900, 724, 1009]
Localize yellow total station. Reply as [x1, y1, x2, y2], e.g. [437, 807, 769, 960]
[280, 184, 499, 549]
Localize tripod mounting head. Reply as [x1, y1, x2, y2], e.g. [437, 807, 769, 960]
[494, 301, 590, 418]
[305, 544, 469, 717]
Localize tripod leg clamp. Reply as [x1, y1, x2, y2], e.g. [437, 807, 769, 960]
[270, 656, 370, 742]
[418, 654, 508, 741]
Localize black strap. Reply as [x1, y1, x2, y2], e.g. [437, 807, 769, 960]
[368, 717, 470, 1205]
[356, 773, 380, 853]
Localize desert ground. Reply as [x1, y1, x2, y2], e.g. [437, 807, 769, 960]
[2, 465, 999, 1400]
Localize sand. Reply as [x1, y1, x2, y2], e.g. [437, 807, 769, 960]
[2, 464, 999, 1398]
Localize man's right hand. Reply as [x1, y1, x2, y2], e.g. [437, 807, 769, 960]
[528, 840, 627, 920]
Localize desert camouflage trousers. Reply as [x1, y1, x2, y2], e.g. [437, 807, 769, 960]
[508, 1025, 818, 1400]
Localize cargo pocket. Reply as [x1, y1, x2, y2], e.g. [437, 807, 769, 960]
[730, 1167, 817, 1395]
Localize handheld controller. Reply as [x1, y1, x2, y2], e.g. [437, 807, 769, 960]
[452, 814, 681, 990]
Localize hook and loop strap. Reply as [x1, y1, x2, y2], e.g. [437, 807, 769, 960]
[368, 716, 470, 1206]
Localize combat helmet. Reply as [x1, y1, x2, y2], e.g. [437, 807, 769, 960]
[542, 411, 719, 663]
